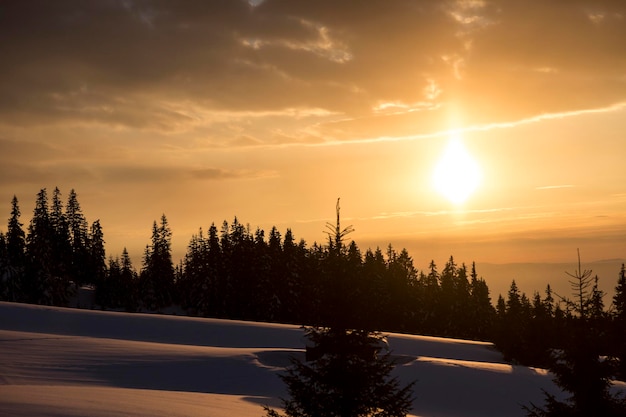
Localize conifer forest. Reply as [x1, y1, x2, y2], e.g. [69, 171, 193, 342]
[2, 188, 626, 414]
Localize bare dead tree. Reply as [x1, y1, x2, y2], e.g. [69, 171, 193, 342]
[564, 248, 594, 319]
[324, 198, 354, 253]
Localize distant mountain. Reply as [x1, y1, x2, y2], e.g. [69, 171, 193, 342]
[475, 259, 626, 302]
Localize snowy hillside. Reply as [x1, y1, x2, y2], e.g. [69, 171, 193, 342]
[2, 302, 619, 417]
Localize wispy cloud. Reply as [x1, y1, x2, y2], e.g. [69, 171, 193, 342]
[535, 185, 575, 190]
[298, 101, 626, 148]
[350, 207, 517, 221]
[241, 18, 353, 63]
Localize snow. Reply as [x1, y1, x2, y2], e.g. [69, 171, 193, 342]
[1, 301, 621, 417]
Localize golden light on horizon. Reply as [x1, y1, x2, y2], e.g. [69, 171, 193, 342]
[432, 134, 482, 205]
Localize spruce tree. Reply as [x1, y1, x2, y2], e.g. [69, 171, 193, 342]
[25, 188, 55, 304]
[119, 248, 138, 311]
[4, 195, 26, 301]
[361, 247, 388, 330]
[468, 262, 494, 340]
[66, 189, 90, 285]
[439, 256, 457, 335]
[419, 260, 441, 335]
[493, 280, 530, 363]
[226, 217, 257, 320]
[97, 247, 137, 310]
[140, 215, 175, 310]
[264, 327, 414, 417]
[278, 228, 303, 323]
[612, 264, 626, 381]
[265, 226, 283, 321]
[385, 248, 418, 333]
[50, 187, 72, 282]
[0, 232, 8, 299]
[206, 223, 222, 317]
[88, 220, 107, 290]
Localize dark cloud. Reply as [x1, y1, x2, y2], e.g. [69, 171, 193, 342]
[1, 0, 625, 138]
[96, 164, 274, 184]
[0, 161, 97, 185]
[0, 137, 65, 161]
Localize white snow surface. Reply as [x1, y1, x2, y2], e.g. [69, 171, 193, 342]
[1, 301, 621, 417]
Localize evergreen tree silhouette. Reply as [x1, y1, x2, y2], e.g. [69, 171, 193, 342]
[120, 248, 138, 310]
[468, 262, 495, 340]
[361, 247, 387, 330]
[0, 232, 8, 299]
[49, 187, 72, 285]
[24, 188, 63, 304]
[140, 214, 175, 310]
[98, 247, 138, 310]
[493, 280, 536, 363]
[612, 264, 626, 381]
[66, 189, 90, 286]
[178, 228, 210, 315]
[419, 260, 441, 335]
[385, 247, 419, 333]
[3, 195, 26, 301]
[264, 327, 414, 417]
[87, 220, 107, 292]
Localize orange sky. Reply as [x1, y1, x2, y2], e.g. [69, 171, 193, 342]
[1, 0, 625, 271]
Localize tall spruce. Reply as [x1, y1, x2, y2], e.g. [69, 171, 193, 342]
[66, 189, 90, 285]
[97, 247, 137, 310]
[0, 233, 9, 300]
[119, 248, 138, 310]
[179, 228, 207, 315]
[3, 196, 26, 301]
[419, 260, 441, 335]
[264, 328, 414, 417]
[205, 223, 222, 317]
[140, 214, 175, 310]
[385, 247, 418, 333]
[613, 264, 626, 381]
[25, 188, 69, 305]
[88, 220, 107, 289]
[277, 228, 303, 323]
[494, 280, 528, 363]
[468, 262, 495, 340]
[50, 187, 72, 285]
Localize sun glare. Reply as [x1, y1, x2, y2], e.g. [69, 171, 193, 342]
[432, 135, 482, 204]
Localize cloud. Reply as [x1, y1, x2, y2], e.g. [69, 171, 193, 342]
[95, 164, 277, 184]
[190, 167, 277, 181]
[0, 0, 625, 145]
[536, 185, 575, 190]
[366, 206, 516, 221]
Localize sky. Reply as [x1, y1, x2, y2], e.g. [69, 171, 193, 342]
[1, 0, 625, 270]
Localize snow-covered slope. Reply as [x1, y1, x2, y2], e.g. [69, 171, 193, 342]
[0, 301, 613, 417]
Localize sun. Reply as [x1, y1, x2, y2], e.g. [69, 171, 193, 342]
[432, 135, 482, 204]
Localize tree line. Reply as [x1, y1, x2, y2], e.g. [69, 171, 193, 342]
[1, 190, 625, 361]
[2, 189, 626, 414]
[0, 189, 105, 306]
[0, 189, 496, 340]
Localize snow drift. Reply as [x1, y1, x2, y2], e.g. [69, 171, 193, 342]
[2, 301, 621, 417]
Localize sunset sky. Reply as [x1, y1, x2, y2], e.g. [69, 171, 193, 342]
[1, 0, 625, 271]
